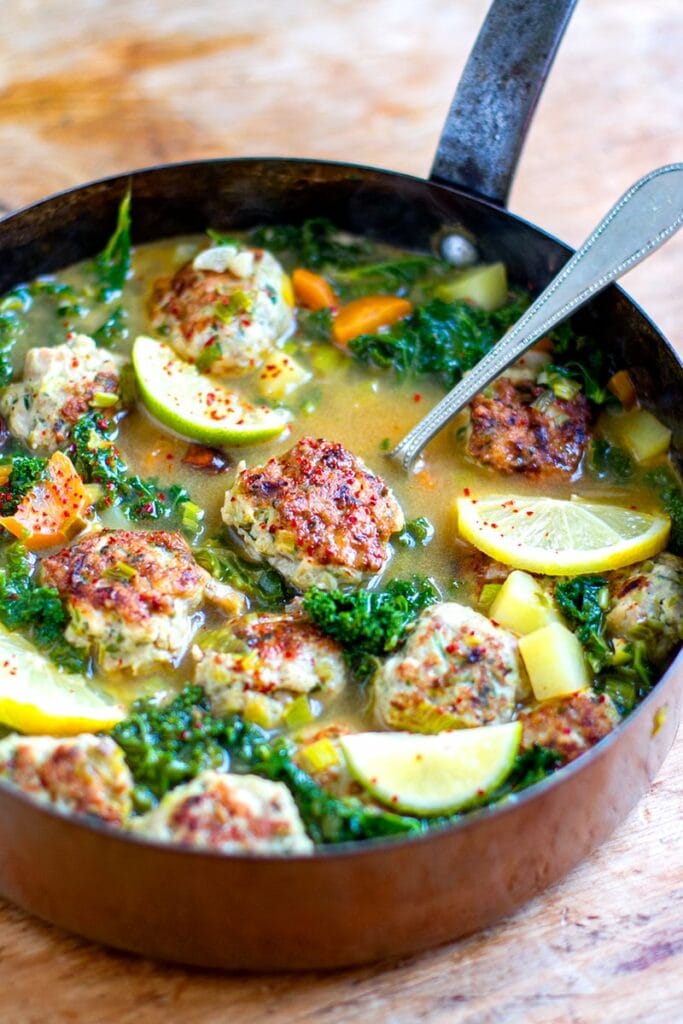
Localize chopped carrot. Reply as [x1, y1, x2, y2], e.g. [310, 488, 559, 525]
[292, 268, 338, 311]
[608, 369, 637, 409]
[0, 451, 87, 551]
[415, 468, 437, 490]
[332, 295, 413, 348]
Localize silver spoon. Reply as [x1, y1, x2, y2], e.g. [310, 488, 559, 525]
[390, 163, 683, 470]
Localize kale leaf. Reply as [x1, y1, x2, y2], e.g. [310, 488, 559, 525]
[94, 190, 132, 301]
[249, 217, 370, 269]
[303, 576, 439, 678]
[333, 255, 447, 296]
[396, 516, 434, 548]
[69, 412, 191, 524]
[555, 575, 611, 672]
[588, 438, 635, 483]
[0, 544, 88, 673]
[0, 455, 47, 515]
[643, 465, 683, 556]
[349, 294, 529, 390]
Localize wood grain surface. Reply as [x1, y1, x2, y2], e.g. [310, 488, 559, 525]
[0, 1, 681, 1021]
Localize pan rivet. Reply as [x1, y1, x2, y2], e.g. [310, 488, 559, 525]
[441, 234, 478, 267]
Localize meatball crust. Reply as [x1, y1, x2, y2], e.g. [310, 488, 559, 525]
[0, 733, 133, 824]
[222, 437, 404, 591]
[132, 771, 313, 854]
[606, 553, 683, 665]
[467, 377, 591, 475]
[373, 602, 528, 732]
[40, 529, 243, 674]
[0, 333, 124, 451]
[194, 611, 347, 728]
[149, 244, 293, 376]
[520, 691, 620, 763]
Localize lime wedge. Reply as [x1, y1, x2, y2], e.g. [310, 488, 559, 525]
[339, 722, 522, 816]
[0, 627, 125, 735]
[456, 495, 670, 575]
[133, 335, 290, 447]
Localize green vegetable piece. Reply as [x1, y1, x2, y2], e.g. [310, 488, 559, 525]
[555, 575, 611, 673]
[0, 455, 47, 516]
[195, 538, 290, 610]
[303, 576, 439, 678]
[434, 262, 508, 311]
[92, 306, 128, 347]
[588, 438, 635, 483]
[643, 465, 683, 555]
[396, 516, 434, 548]
[282, 695, 315, 730]
[249, 218, 370, 269]
[94, 190, 132, 302]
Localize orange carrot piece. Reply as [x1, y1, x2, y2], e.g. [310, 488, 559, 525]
[607, 369, 637, 410]
[292, 268, 338, 311]
[332, 295, 413, 348]
[531, 337, 554, 354]
[0, 451, 87, 551]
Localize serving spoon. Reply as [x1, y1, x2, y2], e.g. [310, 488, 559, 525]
[390, 163, 683, 470]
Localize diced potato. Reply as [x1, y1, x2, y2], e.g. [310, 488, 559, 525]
[490, 570, 565, 635]
[256, 351, 311, 400]
[518, 622, 590, 701]
[434, 262, 508, 311]
[613, 408, 672, 462]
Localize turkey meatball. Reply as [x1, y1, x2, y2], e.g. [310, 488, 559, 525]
[519, 691, 620, 763]
[222, 437, 404, 591]
[606, 553, 683, 665]
[373, 602, 528, 732]
[40, 529, 244, 674]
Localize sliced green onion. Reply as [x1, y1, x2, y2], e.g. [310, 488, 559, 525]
[181, 500, 205, 533]
[479, 583, 502, 610]
[103, 561, 137, 581]
[89, 391, 120, 409]
[283, 694, 315, 730]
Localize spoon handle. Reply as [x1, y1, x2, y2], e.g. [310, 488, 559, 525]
[390, 162, 683, 470]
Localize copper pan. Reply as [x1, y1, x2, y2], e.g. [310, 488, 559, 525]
[0, 0, 680, 969]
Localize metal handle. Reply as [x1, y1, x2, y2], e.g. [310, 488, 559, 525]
[431, 0, 578, 206]
[391, 163, 683, 470]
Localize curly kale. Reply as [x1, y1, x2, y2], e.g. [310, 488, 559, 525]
[69, 412, 191, 524]
[555, 574, 656, 714]
[332, 255, 448, 297]
[349, 294, 529, 390]
[112, 685, 421, 841]
[303, 576, 439, 678]
[94, 190, 132, 301]
[0, 455, 47, 515]
[555, 575, 612, 672]
[0, 544, 88, 673]
[643, 465, 683, 556]
[248, 217, 370, 269]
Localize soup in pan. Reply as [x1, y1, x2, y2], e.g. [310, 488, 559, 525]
[0, 197, 680, 852]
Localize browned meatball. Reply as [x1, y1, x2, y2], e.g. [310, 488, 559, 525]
[0, 734, 133, 824]
[467, 377, 591, 475]
[222, 437, 404, 591]
[132, 771, 313, 854]
[519, 691, 620, 763]
[40, 529, 242, 674]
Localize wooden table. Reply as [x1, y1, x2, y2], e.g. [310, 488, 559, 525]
[0, 2, 681, 1020]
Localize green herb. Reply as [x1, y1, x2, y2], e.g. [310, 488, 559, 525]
[249, 218, 370, 269]
[588, 438, 635, 483]
[555, 575, 611, 672]
[544, 361, 609, 405]
[195, 341, 222, 373]
[397, 516, 434, 548]
[536, 367, 582, 401]
[0, 281, 87, 385]
[593, 639, 654, 715]
[349, 294, 529, 390]
[0, 544, 88, 673]
[206, 228, 241, 247]
[0, 455, 47, 515]
[643, 465, 683, 555]
[92, 306, 128, 347]
[297, 308, 333, 342]
[333, 256, 446, 295]
[69, 412, 191, 524]
[94, 190, 132, 301]
[195, 538, 290, 610]
[303, 576, 439, 678]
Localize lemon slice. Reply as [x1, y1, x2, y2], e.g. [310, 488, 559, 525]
[339, 722, 522, 816]
[456, 495, 670, 575]
[133, 335, 290, 447]
[0, 627, 125, 735]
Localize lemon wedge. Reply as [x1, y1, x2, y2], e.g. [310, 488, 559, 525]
[339, 722, 522, 816]
[133, 335, 290, 447]
[456, 495, 670, 575]
[0, 627, 125, 735]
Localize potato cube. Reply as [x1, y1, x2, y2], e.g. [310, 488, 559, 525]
[518, 622, 589, 701]
[490, 570, 564, 635]
[434, 262, 508, 311]
[257, 351, 311, 400]
[614, 408, 671, 462]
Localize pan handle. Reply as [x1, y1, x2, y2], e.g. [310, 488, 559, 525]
[430, 0, 578, 206]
